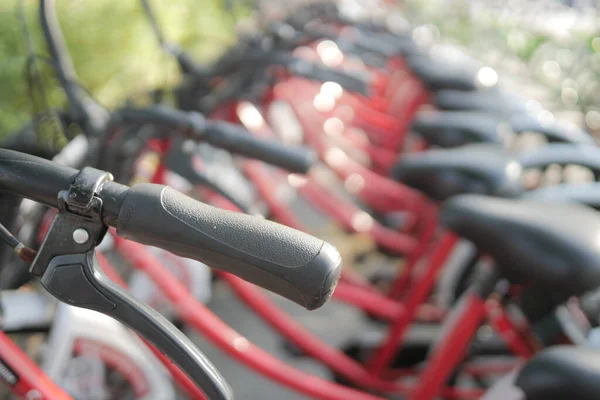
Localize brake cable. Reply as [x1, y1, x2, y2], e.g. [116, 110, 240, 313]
[0, 222, 37, 264]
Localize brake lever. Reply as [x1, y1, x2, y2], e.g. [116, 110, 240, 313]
[30, 167, 232, 400]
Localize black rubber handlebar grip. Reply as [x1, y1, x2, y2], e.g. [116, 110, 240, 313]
[116, 184, 342, 310]
[203, 121, 316, 174]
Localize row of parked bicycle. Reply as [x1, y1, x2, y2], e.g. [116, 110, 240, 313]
[1, 0, 599, 399]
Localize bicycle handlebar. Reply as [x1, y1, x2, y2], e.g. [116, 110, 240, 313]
[110, 106, 315, 174]
[288, 59, 371, 96]
[116, 184, 340, 310]
[0, 150, 341, 309]
[202, 120, 316, 174]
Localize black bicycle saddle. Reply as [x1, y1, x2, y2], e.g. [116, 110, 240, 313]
[525, 183, 600, 211]
[440, 195, 600, 297]
[510, 114, 594, 145]
[393, 143, 600, 201]
[516, 346, 600, 400]
[433, 88, 526, 116]
[411, 111, 505, 147]
[411, 110, 594, 148]
[518, 143, 600, 173]
[405, 53, 479, 91]
[392, 144, 522, 201]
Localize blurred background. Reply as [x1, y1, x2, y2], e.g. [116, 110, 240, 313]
[402, 0, 600, 137]
[0, 1, 599, 399]
[0, 0, 246, 136]
[1, 0, 598, 138]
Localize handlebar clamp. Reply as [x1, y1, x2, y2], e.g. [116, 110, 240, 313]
[57, 166, 113, 221]
[31, 167, 112, 276]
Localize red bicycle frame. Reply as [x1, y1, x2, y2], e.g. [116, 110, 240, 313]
[410, 291, 539, 399]
[273, 76, 414, 159]
[0, 331, 72, 400]
[110, 220, 538, 400]
[147, 162, 530, 400]
[277, 39, 430, 152]
[298, 39, 429, 130]
[112, 234, 385, 400]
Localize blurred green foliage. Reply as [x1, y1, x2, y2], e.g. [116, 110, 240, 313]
[0, 0, 245, 136]
[403, 0, 600, 124]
